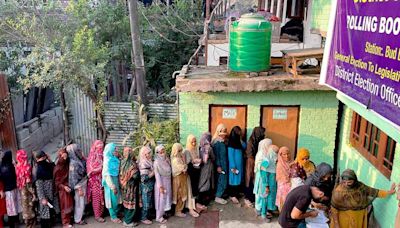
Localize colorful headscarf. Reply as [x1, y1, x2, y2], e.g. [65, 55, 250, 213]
[212, 123, 227, 144]
[102, 143, 120, 177]
[254, 138, 272, 173]
[87, 140, 104, 175]
[138, 146, 153, 175]
[295, 148, 315, 175]
[120, 147, 139, 187]
[66, 144, 86, 188]
[276, 146, 292, 183]
[16, 149, 32, 189]
[154, 145, 171, 177]
[331, 169, 379, 211]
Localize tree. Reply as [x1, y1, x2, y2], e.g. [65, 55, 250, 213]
[0, 0, 111, 142]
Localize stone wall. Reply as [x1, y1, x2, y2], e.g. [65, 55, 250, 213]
[15, 107, 63, 153]
[179, 90, 339, 165]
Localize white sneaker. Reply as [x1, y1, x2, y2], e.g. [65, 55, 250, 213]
[215, 197, 228, 204]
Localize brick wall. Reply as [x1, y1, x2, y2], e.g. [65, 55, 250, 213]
[338, 105, 400, 228]
[179, 91, 339, 165]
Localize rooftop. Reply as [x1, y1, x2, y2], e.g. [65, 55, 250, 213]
[175, 65, 330, 93]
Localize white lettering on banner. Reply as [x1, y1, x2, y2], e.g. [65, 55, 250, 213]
[273, 109, 288, 120]
[222, 108, 237, 119]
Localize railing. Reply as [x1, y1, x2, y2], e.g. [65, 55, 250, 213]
[259, 0, 287, 25]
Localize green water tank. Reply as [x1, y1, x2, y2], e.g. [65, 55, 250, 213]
[229, 13, 272, 72]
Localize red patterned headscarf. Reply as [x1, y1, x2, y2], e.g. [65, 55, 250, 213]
[87, 140, 104, 174]
[15, 150, 32, 189]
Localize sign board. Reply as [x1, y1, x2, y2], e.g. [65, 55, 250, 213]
[222, 108, 237, 119]
[320, 0, 400, 128]
[273, 108, 288, 120]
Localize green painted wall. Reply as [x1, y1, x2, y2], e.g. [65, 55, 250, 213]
[311, 0, 332, 34]
[337, 96, 400, 228]
[178, 91, 339, 165]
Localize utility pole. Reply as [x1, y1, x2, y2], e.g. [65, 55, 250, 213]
[128, 0, 147, 104]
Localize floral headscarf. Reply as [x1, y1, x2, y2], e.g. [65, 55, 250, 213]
[200, 132, 212, 163]
[120, 147, 139, 187]
[87, 140, 104, 175]
[16, 149, 32, 189]
[66, 144, 86, 188]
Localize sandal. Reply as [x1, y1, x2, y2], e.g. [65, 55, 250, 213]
[176, 212, 186, 218]
[75, 220, 87, 225]
[141, 219, 152, 225]
[111, 218, 122, 224]
[189, 210, 199, 218]
[95, 217, 105, 223]
[157, 218, 167, 224]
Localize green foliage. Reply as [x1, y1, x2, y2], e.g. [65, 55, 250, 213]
[124, 101, 179, 156]
[139, 0, 203, 94]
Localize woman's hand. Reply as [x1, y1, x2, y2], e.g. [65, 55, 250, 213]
[112, 188, 118, 195]
[64, 186, 71, 193]
[41, 198, 48, 206]
[160, 186, 165, 194]
[265, 186, 270, 195]
[0, 191, 4, 199]
[217, 167, 222, 173]
[388, 183, 396, 194]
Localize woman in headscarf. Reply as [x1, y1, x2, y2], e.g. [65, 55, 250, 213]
[305, 162, 334, 208]
[139, 146, 155, 225]
[86, 140, 105, 223]
[330, 169, 396, 228]
[102, 143, 122, 224]
[245, 126, 265, 208]
[198, 132, 215, 206]
[212, 123, 229, 205]
[66, 144, 87, 225]
[289, 147, 315, 190]
[275, 146, 292, 212]
[153, 145, 172, 223]
[227, 126, 245, 205]
[35, 150, 56, 228]
[171, 143, 188, 218]
[54, 148, 74, 228]
[15, 149, 36, 227]
[0, 150, 21, 228]
[119, 147, 140, 227]
[184, 134, 205, 217]
[254, 141, 278, 222]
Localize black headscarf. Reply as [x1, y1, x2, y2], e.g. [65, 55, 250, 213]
[35, 151, 54, 180]
[245, 126, 265, 158]
[228, 126, 243, 149]
[305, 162, 334, 202]
[0, 150, 17, 191]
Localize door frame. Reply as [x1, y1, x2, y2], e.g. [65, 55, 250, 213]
[260, 105, 300, 157]
[209, 104, 248, 140]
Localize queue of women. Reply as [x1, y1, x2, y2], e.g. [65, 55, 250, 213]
[0, 123, 399, 228]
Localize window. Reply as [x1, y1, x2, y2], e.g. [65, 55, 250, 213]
[350, 112, 397, 178]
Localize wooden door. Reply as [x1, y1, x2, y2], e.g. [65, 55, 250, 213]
[209, 105, 247, 140]
[261, 106, 299, 159]
[0, 74, 18, 154]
